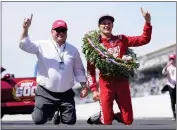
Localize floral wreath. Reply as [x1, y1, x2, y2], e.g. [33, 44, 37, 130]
[82, 30, 140, 79]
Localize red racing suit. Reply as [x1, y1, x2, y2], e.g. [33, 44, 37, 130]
[87, 22, 152, 125]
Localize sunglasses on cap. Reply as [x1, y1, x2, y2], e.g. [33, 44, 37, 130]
[54, 28, 67, 34]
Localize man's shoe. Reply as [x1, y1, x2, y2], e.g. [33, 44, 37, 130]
[172, 118, 176, 121]
[48, 112, 55, 121]
[172, 115, 176, 121]
[52, 111, 60, 125]
[114, 113, 123, 123]
[172, 113, 176, 121]
[87, 112, 102, 125]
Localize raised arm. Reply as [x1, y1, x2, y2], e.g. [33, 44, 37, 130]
[162, 61, 172, 75]
[126, 7, 152, 47]
[19, 14, 39, 54]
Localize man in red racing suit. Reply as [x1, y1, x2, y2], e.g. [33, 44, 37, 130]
[86, 8, 152, 125]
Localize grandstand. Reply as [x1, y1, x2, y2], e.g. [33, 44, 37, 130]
[131, 43, 176, 97]
[74, 43, 176, 104]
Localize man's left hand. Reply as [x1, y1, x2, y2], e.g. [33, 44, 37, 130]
[141, 7, 151, 23]
[80, 87, 89, 98]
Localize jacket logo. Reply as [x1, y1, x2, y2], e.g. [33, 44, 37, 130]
[107, 46, 120, 58]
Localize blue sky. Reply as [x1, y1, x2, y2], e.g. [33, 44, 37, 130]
[1, 2, 176, 77]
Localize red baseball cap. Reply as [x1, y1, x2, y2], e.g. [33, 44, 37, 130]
[52, 20, 68, 30]
[169, 54, 176, 60]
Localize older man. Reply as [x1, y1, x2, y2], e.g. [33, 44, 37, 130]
[19, 14, 88, 125]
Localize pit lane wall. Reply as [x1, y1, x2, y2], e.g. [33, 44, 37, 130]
[2, 93, 173, 121]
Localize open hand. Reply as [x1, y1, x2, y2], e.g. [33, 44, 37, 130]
[23, 14, 33, 29]
[141, 7, 151, 23]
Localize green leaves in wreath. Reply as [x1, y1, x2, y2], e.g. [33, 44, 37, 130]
[82, 30, 139, 79]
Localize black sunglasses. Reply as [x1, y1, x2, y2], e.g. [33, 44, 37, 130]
[54, 28, 67, 34]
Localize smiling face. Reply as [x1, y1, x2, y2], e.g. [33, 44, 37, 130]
[51, 27, 67, 45]
[98, 19, 113, 38]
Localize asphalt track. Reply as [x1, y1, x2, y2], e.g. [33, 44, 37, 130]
[1, 118, 176, 130]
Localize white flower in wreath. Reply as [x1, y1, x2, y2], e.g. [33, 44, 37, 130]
[122, 55, 133, 62]
[107, 46, 120, 58]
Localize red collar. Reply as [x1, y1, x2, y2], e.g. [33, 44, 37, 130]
[100, 35, 114, 42]
[100, 35, 119, 43]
